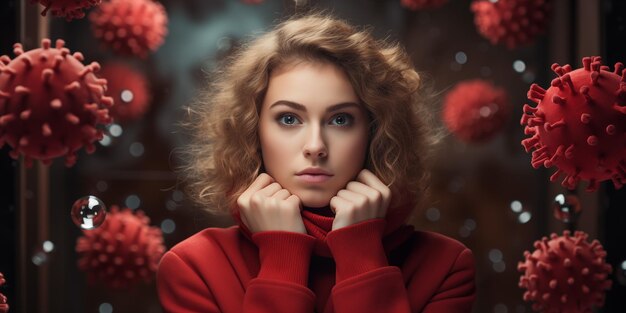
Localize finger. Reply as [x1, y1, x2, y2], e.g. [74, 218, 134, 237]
[330, 195, 353, 214]
[271, 189, 291, 200]
[357, 169, 391, 204]
[346, 181, 379, 197]
[285, 194, 302, 209]
[336, 189, 368, 208]
[257, 182, 282, 197]
[239, 173, 275, 200]
[357, 169, 388, 192]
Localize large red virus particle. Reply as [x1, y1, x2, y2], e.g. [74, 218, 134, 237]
[76, 205, 165, 289]
[0, 39, 114, 167]
[90, 0, 168, 58]
[0, 272, 7, 313]
[521, 56, 626, 192]
[99, 63, 150, 123]
[442, 79, 511, 143]
[517, 231, 612, 313]
[471, 0, 551, 49]
[401, 0, 448, 10]
[31, 0, 101, 21]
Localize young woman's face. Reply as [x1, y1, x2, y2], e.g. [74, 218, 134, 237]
[259, 61, 370, 208]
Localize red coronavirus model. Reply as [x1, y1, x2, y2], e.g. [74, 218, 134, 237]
[521, 56, 626, 192]
[0, 39, 113, 167]
[517, 231, 612, 313]
[31, 0, 101, 21]
[471, 0, 551, 49]
[442, 79, 511, 143]
[401, 0, 448, 10]
[99, 63, 150, 123]
[0, 272, 8, 313]
[90, 0, 168, 58]
[76, 205, 165, 289]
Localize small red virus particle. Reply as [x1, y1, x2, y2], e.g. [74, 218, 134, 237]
[99, 63, 150, 123]
[76, 205, 165, 289]
[471, 0, 551, 49]
[31, 0, 102, 21]
[520, 56, 626, 192]
[517, 231, 612, 313]
[0, 39, 114, 167]
[442, 79, 511, 143]
[401, 0, 448, 10]
[0, 272, 8, 313]
[89, 0, 168, 58]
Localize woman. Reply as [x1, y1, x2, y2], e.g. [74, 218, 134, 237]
[157, 12, 476, 313]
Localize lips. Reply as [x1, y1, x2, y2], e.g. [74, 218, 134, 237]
[296, 168, 333, 176]
[296, 168, 333, 183]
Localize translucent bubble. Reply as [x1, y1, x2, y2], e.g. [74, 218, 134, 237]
[71, 196, 107, 230]
[172, 190, 184, 202]
[494, 303, 508, 313]
[129, 142, 144, 157]
[125, 194, 141, 210]
[489, 249, 503, 262]
[426, 207, 441, 222]
[518, 211, 532, 224]
[513, 60, 526, 73]
[493, 261, 506, 273]
[216, 36, 233, 52]
[552, 193, 581, 223]
[99, 302, 113, 313]
[120, 90, 134, 103]
[99, 134, 112, 146]
[166, 200, 178, 211]
[464, 219, 476, 231]
[510, 200, 522, 213]
[479, 105, 492, 117]
[161, 219, 176, 234]
[109, 124, 123, 137]
[32, 251, 48, 266]
[455, 51, 468, 65]
[522, 71, 536, 83]
[42, 240, 54, 253]
[96, 181, 108, 192]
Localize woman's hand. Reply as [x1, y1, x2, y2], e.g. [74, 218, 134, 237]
[330, 169, 391, 231]
[236, 173, 307, 234]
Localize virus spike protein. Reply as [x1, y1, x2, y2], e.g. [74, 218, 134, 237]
[0, 39, 114, 167]
[31, 0, 102, 21]
[520, 56, 626, 192]
[76, 206, 165, 289]
[517, 231, 612, 313]
[0, 272, 7, 313]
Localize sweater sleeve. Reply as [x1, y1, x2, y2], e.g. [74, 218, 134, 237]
[421, 248, 476, 313]
[157, 251, 221, 313]
[243, 231, 317, 313]
[327, 219, 413, 312]
[158, 231, 318, 313]
[327, 221, 476, 313]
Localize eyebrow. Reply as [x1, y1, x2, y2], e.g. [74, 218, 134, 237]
[269, 100, 360, 112]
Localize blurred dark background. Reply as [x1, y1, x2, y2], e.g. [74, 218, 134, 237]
[1, 0, 625, 312]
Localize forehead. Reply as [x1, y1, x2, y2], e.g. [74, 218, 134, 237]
[263, 61, 360, 110]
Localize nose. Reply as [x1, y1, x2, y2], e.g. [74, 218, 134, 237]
[303, 125, 327, 159]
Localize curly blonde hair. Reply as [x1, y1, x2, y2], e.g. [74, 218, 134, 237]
[182, 12, 437, 216]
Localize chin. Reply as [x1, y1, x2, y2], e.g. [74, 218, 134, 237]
[297, 192, 332, 208]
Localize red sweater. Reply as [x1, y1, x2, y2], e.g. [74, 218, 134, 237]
[157, 208, 476, 313]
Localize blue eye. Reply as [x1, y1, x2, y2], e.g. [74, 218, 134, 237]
[277, 113, 300, 125]
[330, 113, 353, 126]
